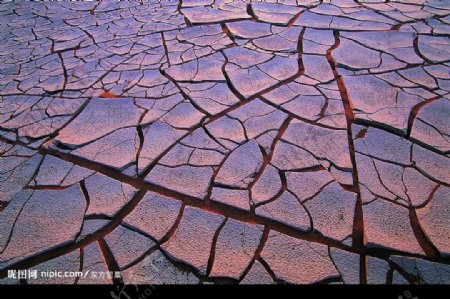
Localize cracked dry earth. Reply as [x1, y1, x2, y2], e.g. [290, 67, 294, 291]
[0, 0, 450, 285]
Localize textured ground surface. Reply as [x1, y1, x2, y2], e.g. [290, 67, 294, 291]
[0, 0, 450, 285]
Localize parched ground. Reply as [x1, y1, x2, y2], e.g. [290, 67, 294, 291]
[0, 0, 449, 285]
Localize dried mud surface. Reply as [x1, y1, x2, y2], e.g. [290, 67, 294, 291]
[0, 0, 449, 285]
